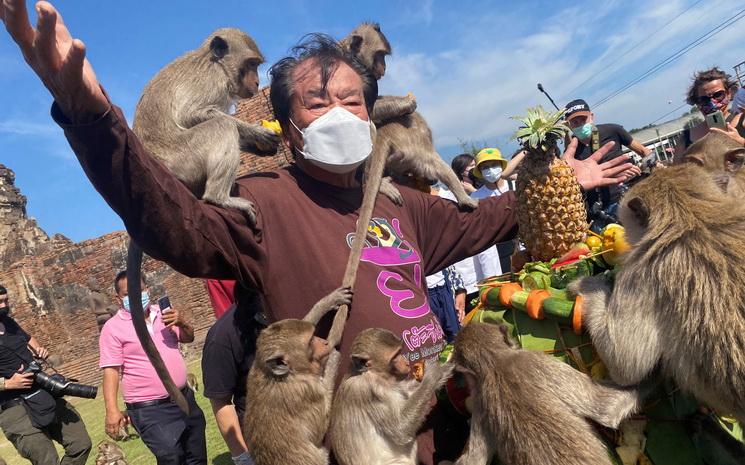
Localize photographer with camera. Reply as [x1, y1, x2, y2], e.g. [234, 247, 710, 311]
[100, 271, 206, 465]
[0, 284, 92, 465]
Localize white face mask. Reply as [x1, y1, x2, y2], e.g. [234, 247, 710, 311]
[481, 166, 503, 183]
[291, 107, 374, 174]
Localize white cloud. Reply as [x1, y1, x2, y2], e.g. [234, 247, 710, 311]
[378, 0, 745, 155]
[0, 120, 59, 137]
[0, 119, 76, 162]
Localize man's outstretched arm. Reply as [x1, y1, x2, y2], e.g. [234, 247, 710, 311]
[2, 1, 263, 284]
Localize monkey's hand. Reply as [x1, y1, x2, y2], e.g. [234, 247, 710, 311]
[422, 360, 454, 389]
[568, 274, 611, 322]
[238, 123, 281, 154]
[325, 286, 353, 310]
[1, 1, 109, 122]
[403, 93, 418, 114]
[379, 176, 404, 205]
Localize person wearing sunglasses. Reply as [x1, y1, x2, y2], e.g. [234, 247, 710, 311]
[684, 67, 745, 147]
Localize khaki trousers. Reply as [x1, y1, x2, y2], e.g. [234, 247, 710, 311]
[0, 397, 91, 465]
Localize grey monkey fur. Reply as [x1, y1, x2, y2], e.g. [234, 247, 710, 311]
[128, 28, 278, 413]
[341, 23, 477, 209]
[570, 162, 745, 425]
[244, 287, 352, 465]
[133, 27, 279, 223]
[329, 328, 453, 465]
[453, 323, 639, 465]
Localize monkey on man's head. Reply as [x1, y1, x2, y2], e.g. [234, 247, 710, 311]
[572, 162, 745, 426]
[452, 323, 639, 465]
[244, 287, 352, 465]
[340, 24, 478, 210]
[340, 22, 391, 81]
[329, 328, 453, 465]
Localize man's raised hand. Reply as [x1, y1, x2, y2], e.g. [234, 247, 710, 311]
[1, 0, 108, 121]
[562, 137, 634, 190]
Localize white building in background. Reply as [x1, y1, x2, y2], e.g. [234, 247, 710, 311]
[623, 113, 702, 162]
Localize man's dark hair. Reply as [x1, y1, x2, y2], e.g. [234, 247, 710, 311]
[686, 67, 739, 106]
[0, 284, 6, 295]
[451, 153, 476, 178]
[113, 270, 146, 295]
[269, 33, 378, 130]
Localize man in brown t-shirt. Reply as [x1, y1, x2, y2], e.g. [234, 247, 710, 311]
[1, 3, 632, 463]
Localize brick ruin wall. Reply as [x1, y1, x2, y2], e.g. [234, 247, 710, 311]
[0, 86, 288, 385]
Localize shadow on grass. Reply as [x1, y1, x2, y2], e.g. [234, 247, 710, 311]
[212, 451, 232, 465]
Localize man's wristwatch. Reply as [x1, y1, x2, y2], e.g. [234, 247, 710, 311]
[0, 377, 6, 391]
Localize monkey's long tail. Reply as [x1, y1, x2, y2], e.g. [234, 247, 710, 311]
[326, 144, 387, 348]
[127, 241, 189, 413]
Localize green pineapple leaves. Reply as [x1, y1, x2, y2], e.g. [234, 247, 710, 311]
[511, 106, 570, 152]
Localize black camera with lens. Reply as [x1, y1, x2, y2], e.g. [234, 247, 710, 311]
[23, 361, 98, 399]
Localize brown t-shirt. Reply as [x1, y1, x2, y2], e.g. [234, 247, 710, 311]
[55, 103, 518, 370]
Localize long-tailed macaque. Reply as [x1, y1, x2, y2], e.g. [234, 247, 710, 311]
[341, 23, 477, 209]
[127, 28, 279, 412]
[681, 131, 745, 196]
[329, 328, 453, 465]
[453, 323, 639, 465]
[244, 287, 352, 465]
[571, 163, 745, 425]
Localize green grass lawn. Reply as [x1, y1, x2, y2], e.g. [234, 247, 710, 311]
[0, 360, 232, 465]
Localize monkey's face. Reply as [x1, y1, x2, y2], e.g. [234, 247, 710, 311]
[309, 334, 332, 376]
[617, 198, 648, 246]
[389, 348, 411, 380]
[257, 320, 325, 378]
[371, 51, 387, 80]
[237, 58, 262, 99]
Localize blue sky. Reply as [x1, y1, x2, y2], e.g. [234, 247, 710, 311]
[1, 0, 744, 242]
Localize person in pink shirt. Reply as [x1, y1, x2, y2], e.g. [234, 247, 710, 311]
[99, 271, 206, 465]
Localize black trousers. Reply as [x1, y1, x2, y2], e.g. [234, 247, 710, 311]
[127, 388, 207, 465]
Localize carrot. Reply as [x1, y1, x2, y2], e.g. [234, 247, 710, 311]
[498, 283, 522, 307]
[462, 308, 479, 326]
[526, 289, 549, 320]
[572, 295, 584, 335]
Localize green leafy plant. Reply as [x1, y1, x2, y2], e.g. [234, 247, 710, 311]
[511, 106, 570, 152]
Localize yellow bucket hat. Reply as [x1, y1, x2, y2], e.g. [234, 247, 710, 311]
[473, 148, 507, 179]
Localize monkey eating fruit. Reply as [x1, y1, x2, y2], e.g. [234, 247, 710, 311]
[453, 323, 639, 465]
[329, 328, 453, 465]
[571, 162, 745, 425]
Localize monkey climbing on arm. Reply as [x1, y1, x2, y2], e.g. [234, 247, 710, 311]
[243, 286, 352, 465]
[125, 27, 280, 413]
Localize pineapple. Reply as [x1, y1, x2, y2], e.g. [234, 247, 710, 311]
[512, 106, 587, 261]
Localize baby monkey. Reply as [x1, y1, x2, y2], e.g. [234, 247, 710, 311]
[453, 323, 640, 465]
[329, 328, 453, 465]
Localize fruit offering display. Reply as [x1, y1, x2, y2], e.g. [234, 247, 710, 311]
[512, 106, 588, 262]
[441, 223, 744, 465]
